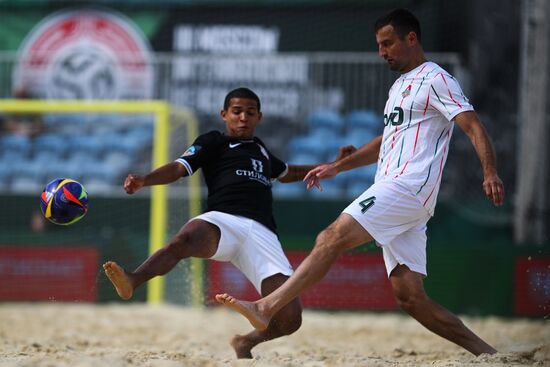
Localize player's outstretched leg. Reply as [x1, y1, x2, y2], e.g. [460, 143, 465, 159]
[103, 261, 134, 300]
[229, 300, 301, 359]
[222, 274, 303, 359]
[215, 293, 270, 331]
[390, 265, 497, 355]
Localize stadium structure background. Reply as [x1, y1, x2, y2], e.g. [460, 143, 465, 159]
[0, 0, 547, 318]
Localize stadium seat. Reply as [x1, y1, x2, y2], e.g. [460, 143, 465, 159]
[104, 151, 133, 171]
[126, 125, 154, 146]
[343, 127, 379, 148]
[288, 135, 327, 161]
[288, 152, 320, 165]
[0, 154, 17, 188]
[70, 135, 106, 159]
[13, 156, 50, 184]
[82, 161, 121, 186]
[323, 135, 349, 161]
[0, 135, 32, 157]
[42, 113, 93, 131]
[103, 133, 143, 156]
[79, 150, 132, 187]
[33, 133, 68, 157]
[345, 109, 381, 133]
[307, 110, 344, 136]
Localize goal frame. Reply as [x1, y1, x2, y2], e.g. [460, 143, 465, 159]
[0, 99, 203, 305]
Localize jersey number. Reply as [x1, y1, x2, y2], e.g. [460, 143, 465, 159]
[384, 107, 404, 126]
[359, 196, 376, 213]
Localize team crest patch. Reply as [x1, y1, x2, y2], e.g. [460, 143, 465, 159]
[182, 145, 200, 157]
[402, 86, 411, 98]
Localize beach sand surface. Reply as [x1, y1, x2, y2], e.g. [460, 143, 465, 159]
[0, 303, 548, 367]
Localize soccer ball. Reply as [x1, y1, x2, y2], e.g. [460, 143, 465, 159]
[40, 178, 89, 225]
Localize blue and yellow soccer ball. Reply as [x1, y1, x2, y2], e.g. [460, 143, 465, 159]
[40, 178, 89, 225]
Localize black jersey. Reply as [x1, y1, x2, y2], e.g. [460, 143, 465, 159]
[176, 130, 288, 234]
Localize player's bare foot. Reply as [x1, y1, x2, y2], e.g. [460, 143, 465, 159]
[215, 293, 270, 331]
[230, 334, 254, 359]
[103, 261, 134, 300]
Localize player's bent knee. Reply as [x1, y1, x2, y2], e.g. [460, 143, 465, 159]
[273, 300, 302, 335]
[394, 291, 428, 314]
[277, 311, 302, 335]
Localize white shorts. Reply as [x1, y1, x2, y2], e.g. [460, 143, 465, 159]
[343, 180, 431, 277]
[190, 211, 293, 293]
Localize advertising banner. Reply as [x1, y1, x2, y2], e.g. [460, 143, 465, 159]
[207, 251, 397, 310]
[0, 246, 98, 301]
[515, 256, 550, 316]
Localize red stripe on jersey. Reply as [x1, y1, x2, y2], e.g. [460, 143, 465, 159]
[437, 73, 462, 108]
[423, 91, 431, 115]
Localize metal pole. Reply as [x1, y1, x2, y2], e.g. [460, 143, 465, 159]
[515, 0, 549, 244]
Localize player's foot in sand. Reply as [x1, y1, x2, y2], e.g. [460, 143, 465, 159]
[230, 334, 254, 359]
[103, 261, 134, 300]
[215, 293, 270, 331]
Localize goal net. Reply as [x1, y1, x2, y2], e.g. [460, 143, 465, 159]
[0, 100, 202, 305]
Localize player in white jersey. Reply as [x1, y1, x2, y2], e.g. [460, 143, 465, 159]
[379, 60, 474, 215]
[216, 8, 505, 356]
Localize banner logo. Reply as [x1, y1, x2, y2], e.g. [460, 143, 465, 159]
[13, 8, 154, 100]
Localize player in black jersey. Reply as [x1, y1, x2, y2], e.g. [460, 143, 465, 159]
[103, 87, 349, 359]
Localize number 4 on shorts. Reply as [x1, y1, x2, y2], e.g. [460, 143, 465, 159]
[359, 196, 376, 213]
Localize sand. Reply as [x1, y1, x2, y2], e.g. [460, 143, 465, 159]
[0, 303, 548, 367]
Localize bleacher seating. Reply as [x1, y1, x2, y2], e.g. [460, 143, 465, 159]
[280, 108, 380, 199]
[307, 110, 345, 136]
[344, 109, 381, 133]
[0, 113, 154, 193]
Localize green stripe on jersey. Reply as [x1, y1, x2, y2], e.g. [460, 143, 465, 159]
[415, 126, 448, 195]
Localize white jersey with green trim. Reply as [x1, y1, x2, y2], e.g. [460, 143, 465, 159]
[375, 61, 474, 216]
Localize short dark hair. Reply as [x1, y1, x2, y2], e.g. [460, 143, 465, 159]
[224, 87, 261, 111]
[374, 8, 421, 43]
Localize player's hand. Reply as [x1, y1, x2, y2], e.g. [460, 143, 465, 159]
[124, 174, 145, 194]
[336, 145, 357, 161]
[482, 173, 505, 206]
[303, 164, 339, 191]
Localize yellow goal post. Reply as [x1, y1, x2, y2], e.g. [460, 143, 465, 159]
[0, 99, 203, 305]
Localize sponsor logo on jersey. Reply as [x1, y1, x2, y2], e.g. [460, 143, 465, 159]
[235, 169, 271, 186]
[235, 158, 270, 186]
[250, 159, 264, 172]
[182, 145, 200, 157]
[229, 142, 242, 148]
[13, 8, 154, 100]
